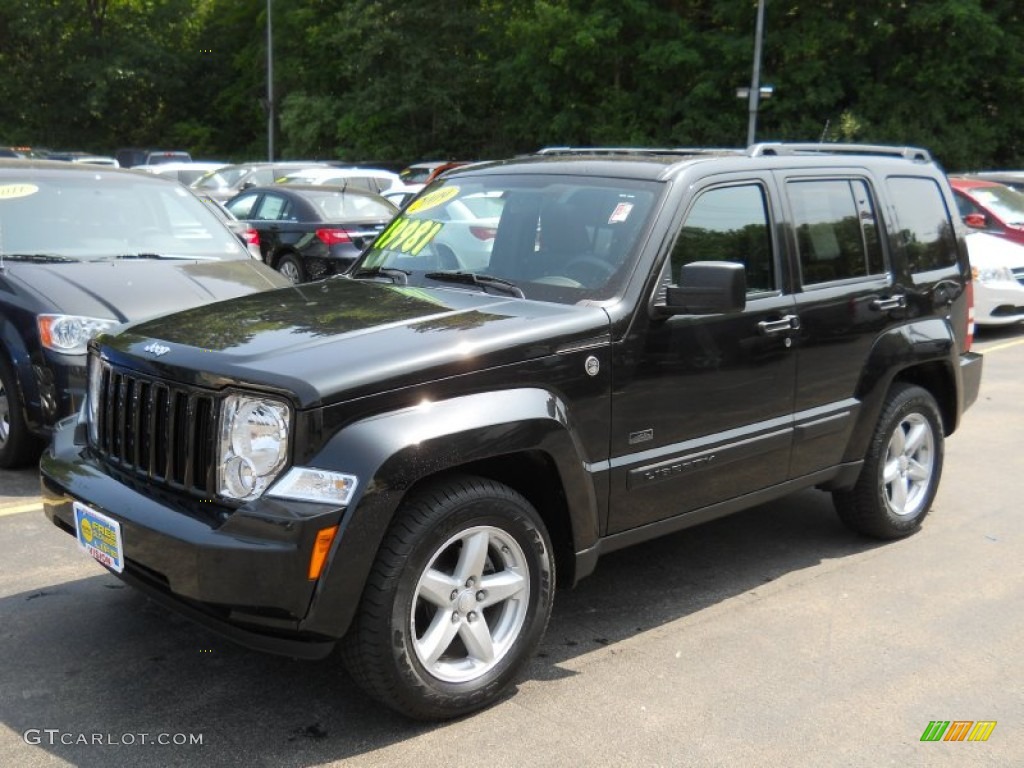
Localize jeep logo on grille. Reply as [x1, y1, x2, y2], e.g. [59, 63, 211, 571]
[143, 342, 170, 357]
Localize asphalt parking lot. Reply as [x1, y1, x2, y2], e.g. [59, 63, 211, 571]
[1, 324, 1022, 767]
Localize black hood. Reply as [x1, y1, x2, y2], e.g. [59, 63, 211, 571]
[108, 278, 612, 407]
[5, 258, 289, 323]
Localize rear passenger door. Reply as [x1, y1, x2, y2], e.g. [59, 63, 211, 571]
[781, 172, 905, 478]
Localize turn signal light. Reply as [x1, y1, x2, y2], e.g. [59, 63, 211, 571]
[308, 525, 339, 580]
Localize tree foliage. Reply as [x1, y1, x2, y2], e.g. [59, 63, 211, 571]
[0, 0, 1021, 170]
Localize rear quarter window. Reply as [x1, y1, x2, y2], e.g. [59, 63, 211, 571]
[886, 176, 958, 272]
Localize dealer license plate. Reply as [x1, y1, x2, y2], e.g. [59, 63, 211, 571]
[74, 501, 124, 574]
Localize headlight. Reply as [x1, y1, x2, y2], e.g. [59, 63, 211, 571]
[972, 265, 1015, 283]
[38, 314, 119, 355]
[217, 395, 291, 501]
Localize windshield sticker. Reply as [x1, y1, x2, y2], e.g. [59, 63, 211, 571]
[0, 183, 39, 200]
[406, 186, 460, 214]
[374, 218, 444, 256]
[608, 202, 634, 224]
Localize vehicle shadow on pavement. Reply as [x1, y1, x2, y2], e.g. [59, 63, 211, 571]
[529, 488, 881, 679]
[3, 489, 880, 767]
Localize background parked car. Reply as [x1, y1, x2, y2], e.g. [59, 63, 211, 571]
[276, 166, 400, 193]
[948, 176, 1024, 245]
[224, 184, 398, 283]
[958, 170, 1024, 195]
[0, 159, 290, 467]
[399, 160, 471, 185]
[192, 191, 263, 259]
[965, 231, 1024, 326]
[115, 148, 192, 168]
[192, 161, 328, 203]
[45, 151, 120, 167]
[133, 160, 227, 186]
[382, 183, 424, 209]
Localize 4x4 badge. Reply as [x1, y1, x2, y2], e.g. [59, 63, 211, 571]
[143, 342, 170, 357]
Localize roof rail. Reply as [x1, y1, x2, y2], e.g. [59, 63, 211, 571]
[536, 146, 743, 157]
[749, 142, 932, 162]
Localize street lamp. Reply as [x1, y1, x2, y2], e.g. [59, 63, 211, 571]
[745, 0, 766, 145]
[267, 0, 274, 161]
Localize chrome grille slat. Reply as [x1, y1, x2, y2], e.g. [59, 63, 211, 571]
[92, 361, 217, 496]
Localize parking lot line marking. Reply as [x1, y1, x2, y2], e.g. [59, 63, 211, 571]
[0, 501, 43, 517]
[980, 337, 1024, 354]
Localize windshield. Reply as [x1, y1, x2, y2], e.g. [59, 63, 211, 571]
[355, 174, 660, 304]
[0, 174, 248, 260]
[193, 167, 250, 190]
[969, 184, 1024, 225]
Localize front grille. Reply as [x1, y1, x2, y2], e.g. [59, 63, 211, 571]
[93, 362, 218, 496]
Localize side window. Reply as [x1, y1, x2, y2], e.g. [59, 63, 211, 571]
[788, 178, 885, 285]
[254, 194, 290, 221]
[251, 169, 275, 186]
[671, 184, 775, 293]
[886, 176, 958, 272]
[225, 193, 258, 219]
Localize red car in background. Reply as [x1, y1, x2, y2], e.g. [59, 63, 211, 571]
[948, 176, 1024, 245]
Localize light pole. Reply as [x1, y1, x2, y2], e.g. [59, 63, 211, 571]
[266, 0, 274, 161]
[746, 0, 766, 146]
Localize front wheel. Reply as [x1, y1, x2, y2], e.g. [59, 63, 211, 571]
[341, 475, 555, 720]
[0, 354, 44, 469]
[833, 383, 944, 539]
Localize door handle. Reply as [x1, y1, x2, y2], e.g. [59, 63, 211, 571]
[870, 295, 906, 311]
[757, 314, 801, 335]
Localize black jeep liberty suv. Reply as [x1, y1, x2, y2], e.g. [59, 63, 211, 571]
[41, 143, 983, 719]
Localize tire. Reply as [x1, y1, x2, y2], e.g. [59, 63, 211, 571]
[0, 354, 44, 469]
[341, 474, 555, 720]
[276, 253, 306, 283]
[833, 383, 944, 539]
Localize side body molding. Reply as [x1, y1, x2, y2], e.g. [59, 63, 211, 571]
[300, 387, 600, 638]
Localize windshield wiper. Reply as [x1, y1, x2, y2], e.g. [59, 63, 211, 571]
[114, 253, 219, 261]
[350, 266, 410, 284]
[0, 253, 78, 263]
[424, 271, 525, 299]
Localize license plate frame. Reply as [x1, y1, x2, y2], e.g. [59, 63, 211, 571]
[73, 501, 124, 574]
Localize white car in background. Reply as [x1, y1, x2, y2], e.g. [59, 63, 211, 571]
[276, 167, 400, 194]
[966, 231, 1024, 326]
[133, 161, 227, 186]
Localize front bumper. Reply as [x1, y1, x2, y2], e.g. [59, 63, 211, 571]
[974, 279, 1024, 326]
[40, 418, 345, 659]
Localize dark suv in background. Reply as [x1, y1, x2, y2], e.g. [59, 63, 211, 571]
[41, 143, 982, 720]
[0, 159, 288, 467]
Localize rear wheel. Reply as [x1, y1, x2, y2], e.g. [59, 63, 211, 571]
[833, 383, 944, 539]
[341, 475, 555, 720]
[276, 253, 305, 283]
[0, 354, 44, 469]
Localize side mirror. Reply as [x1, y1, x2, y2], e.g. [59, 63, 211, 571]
[663, 261, 746, 315]
[963, 213, 987, 229]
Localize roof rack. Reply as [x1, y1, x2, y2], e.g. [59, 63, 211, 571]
[536, 146, 744, 157]
[748, 142, 932, 162]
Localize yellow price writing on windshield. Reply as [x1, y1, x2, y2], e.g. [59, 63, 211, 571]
[407, 186, 460, 214]
[375, 218, 444, 256]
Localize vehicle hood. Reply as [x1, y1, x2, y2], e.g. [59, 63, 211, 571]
[5, 258, 289, 323]
[966, 232, 1024, 270]
[108, 278, 612, 408]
